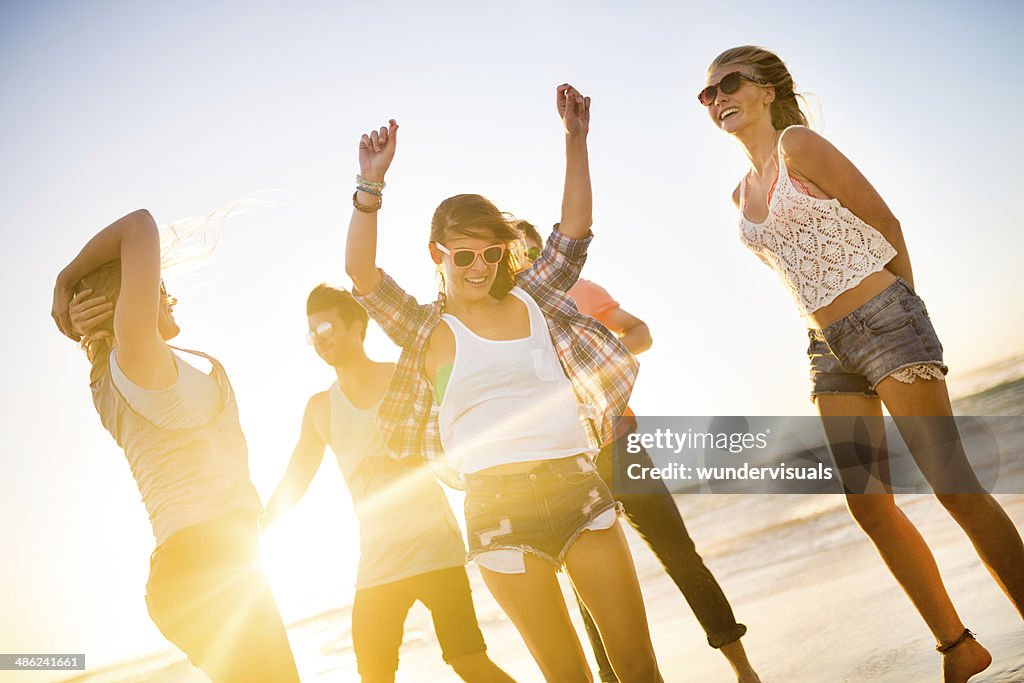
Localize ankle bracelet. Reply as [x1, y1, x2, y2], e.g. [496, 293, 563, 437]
[936, 628, 975, 654]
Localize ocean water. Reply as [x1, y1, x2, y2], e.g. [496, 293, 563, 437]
[63, 368, 1024, 683]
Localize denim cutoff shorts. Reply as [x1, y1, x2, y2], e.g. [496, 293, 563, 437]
[464, 454, 620, 569]
[808, 278, 947, 401]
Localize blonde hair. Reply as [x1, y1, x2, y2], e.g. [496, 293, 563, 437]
[429, 194, 523, 300]
[709, 46, 811, 130]
[76, 262, 120, 384]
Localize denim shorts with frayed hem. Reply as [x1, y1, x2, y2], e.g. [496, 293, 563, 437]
[808, 277, 947, 402]
[464, 454, 619, 570]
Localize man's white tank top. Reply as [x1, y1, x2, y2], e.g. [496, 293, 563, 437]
[327, 382, 466, 589]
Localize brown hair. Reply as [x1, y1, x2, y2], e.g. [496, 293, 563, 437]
[429, 194, 522, 300]
[515, 219, 543, 247]
[76, 261, 121, 385]
[306, 284, 369, 339]
[709, 46, 809, 130]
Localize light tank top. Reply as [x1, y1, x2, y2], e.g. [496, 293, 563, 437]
[738, 125, 898, 314]
[327, 382, 466, 589]
[92, 347, 263, 547]
[110, 349, 221, 429]
[437, 287, 593, 474]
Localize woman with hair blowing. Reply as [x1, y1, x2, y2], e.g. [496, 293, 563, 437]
[345, 85, 662, 682]
[51, 209, 299, 682]
[699, 45, 1023, 682]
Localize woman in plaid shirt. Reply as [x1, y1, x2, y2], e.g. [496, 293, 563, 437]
[345, 85, 663, 682]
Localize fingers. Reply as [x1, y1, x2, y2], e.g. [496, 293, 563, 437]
[562, 85, 581, 106]
[60, 288, 114, 339]
[556, 84, 589, 118]
[73, 305, 113, 329]
[53, 310, 78, 341]
[556, 83, 570, 115]
[70, 292, 109, 315]
[52, 287, 79, 340]
[360, 120, 398, 153]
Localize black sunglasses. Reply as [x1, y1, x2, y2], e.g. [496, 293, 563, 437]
[698, 72, 767, 106]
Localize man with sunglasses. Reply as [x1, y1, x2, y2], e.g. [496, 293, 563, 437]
[262, 284, 514, 683]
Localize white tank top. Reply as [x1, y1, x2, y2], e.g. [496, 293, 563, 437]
[738, 125, 898, 314]
[327, 382, 467, 589]
[438, 287, 593, 474]
[94, 347, 262, 547]
[110, 349, 221, 428]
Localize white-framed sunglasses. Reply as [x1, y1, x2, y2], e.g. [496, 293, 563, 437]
[306, 320, 334, 345]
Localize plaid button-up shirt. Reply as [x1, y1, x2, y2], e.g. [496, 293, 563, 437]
[354, 228, 638, 489]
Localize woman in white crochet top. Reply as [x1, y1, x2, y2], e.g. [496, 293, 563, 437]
[699, 45, 1023, 682]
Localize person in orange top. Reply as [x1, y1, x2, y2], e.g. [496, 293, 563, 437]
[519, 221, 761, 683]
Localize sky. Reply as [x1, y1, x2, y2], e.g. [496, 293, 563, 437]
[1, 0, 1023, 677]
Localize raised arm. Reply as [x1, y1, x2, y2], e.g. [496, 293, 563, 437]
[53, 209, 154, 337]
[345, 119, 399, 295]
[781, 127, 914, 288]
[53, 209, 175, 387]
[261, 394, 329, 530]
[556, 83, 593, 239]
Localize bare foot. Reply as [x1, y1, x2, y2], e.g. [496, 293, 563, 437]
[941, 637, 992, 683]
[720, 640, 761, 683]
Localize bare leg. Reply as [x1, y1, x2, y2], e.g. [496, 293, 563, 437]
[818, 394, 991, 682]
[564, 521, 663, 683]
[877, 375, 1024, 619]
[479, 556, 592, 683]
[718, 640, 760, 683]
[591, 442, 758, 682]
[573, 586, 618, 682]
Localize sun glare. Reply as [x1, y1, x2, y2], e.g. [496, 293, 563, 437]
[258, 494, 359, 621]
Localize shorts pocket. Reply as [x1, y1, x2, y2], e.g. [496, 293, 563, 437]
[557, 469, 599, 486]
[807, 335, 833, 360]
[464, 496, 497, 519]
[860, 298, 915, 335]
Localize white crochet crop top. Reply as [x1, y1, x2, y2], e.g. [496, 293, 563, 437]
[738, 126, 898, 315]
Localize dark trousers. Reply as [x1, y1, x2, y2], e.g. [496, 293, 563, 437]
[351, 566, 487, 679]
[577, 439, 747, 682]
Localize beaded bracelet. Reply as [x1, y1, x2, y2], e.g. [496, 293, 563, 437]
[352, 190, 382, 213]
[356, 174, 386, 190]
[356, 185, 383, 197]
